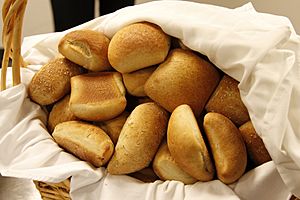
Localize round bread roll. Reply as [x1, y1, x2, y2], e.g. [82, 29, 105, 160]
[52, 121, 114, 167]
[108, 22, 171, 73]
[48, 95, 79, 133]
[153, 141, 198, 184]
[167, 104, 214, 181]
[122, 66, 156, 97]
[107, 102, 169, 174]
[203, 112, 247, 184]
[239, 121, 271, 166]
[205, 75, 250, 126]
[145, 48, 220, 117]
[70, 72, 127, 121]
[94, 111, 130, 144]
[58, 29, 111, 71]
[29, 57, 83, 105]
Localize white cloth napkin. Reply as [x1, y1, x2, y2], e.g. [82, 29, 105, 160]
[1, 1, 299, 199]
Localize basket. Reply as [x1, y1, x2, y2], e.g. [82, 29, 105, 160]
[1, 0, 299, 200]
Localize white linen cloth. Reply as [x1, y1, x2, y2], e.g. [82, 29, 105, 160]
[1, 1, 299, 199]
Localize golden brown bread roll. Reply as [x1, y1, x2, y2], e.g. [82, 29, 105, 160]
[167, 104, 214, 181]
[144, 48, 220, 117]
[52, 121, 114, 167]
[29, 57, 83, 105]
[48, 95, 78, 132]
[205, 75, 250, 126]
[107, 102, 168, 174]
[108, 22, 171, 73]
[203, 112, 247, 184]
[122, 66, 156, 97]
[69, 72, 127, 121]
[58, 29, 111, 71]
[94, 111, 130, 144]
[239, 121, 271, 166]
[153, 141, 198, 184]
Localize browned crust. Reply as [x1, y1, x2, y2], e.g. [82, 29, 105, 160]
[203, 112, 247, 184]
[167, 104, 214, 181]
[108, 22, 171, 73]
[48, 95, 79, 133]
[107, 102, 169, 174]
[52, 121, 114, 167]
[58, 29, 111, 71]
[205, 75, 250, 126]
[145, 48, 220, 117]
[239, 121, 271, 166]
[28, 57, 83, 105]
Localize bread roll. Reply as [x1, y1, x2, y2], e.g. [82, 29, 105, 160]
[70, 72, 127, 121]
[94, 111, 129, 144]
[108, 22, 171, 73]
[153, 141, 198, 184]
[48, 95, 78, 132]
[58, 29, 111, 71]
[203, 112, 247, 184]
[205, 75, 250, 126]
[239, 121, 271, 166]
[145, 48, 220, 117]
[167, 104, 214, 181]
[107, 102, 168, 174]
[29, 57, 83, 105]
[52, 121, 114, 167]
[122, 66, 156, 97]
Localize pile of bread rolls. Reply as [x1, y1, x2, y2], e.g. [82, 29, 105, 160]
[28, 22, 271, 184]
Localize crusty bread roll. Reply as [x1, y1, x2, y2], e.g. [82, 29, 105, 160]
[94, 111, 130, 144]
[108, 22, 171, 73]
[153, 141, 198, 184]
[48, 95, 78, 132]
[239, 121, 271, 166]
[52, 121, 114, 167]
[58, 29, 111, 71]
[29, 57, 83, 105]
[167, 104, 214, 181]
[107, 102, 168, 174]
[145, 48, 220, 117]
[203, 112, 247, 184]
[128, 167, 159, 183]
[69, 72, 127, 121]
[205, 75, 250, 126]
[122, 66, 156, 97]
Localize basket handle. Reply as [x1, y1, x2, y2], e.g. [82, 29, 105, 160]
[1, 0, 27, 91]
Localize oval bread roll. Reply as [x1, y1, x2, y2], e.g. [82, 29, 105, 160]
[58, 29, 111, 72]
[107, 102, 168, 174]
[239, 121, 271, 166]
[203, 112, 247, 184]
[108, 22, 171, 73]
[70, 72, 127, 121]
[153, 141, 198, 184]
[29, 57, 83, 105]
[48, 95, 78, 133]
[122, 66, 156, 97]
[145, 49, 220, 117]
[167, 104, 214, 181]
[52, 121, 114, 167]
[94, 111, 130, 144]
[205, 75, 250, 126]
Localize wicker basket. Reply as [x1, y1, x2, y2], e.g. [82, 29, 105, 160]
[1, 1, 299, 200]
